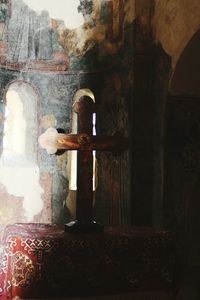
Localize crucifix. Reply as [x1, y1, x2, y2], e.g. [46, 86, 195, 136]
[39, 95, 129, 233]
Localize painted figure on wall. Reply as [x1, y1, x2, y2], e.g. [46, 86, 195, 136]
[0, 0, 68, 70]
[7, 0, 52, 62]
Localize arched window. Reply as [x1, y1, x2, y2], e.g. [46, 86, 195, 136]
[66, 88, 97, 220]
[0, 81, 43, 222]
[2, 81, 38, 162]
[69, 88, 96, 191]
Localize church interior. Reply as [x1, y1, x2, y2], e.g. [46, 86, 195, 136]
[0, 0, 200, 299]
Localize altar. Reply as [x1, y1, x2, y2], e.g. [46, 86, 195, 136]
[0, 223, 176, 300]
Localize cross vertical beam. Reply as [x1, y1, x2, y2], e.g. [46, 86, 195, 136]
[68, 96, 101, 232]
[65, 96, 103, 232]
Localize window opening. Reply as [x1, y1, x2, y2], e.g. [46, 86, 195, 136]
[69, 88, 96, 191]
[0, 81, 43, 222]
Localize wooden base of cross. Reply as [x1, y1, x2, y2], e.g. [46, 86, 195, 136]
[39, 96, 129, 233]
[65, 220, 104, 233]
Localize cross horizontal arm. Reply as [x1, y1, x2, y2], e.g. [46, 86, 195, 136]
[57, 133, 129, 152]
[39, 127, 129, 154]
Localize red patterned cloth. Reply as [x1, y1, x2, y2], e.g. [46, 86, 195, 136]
[0, 224, 176, 299]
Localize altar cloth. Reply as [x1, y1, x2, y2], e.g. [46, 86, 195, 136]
[0, 224, 176, 299]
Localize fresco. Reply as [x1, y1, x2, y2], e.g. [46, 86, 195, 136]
[0, 0, 134, 226]
[0, 0, 135, 71]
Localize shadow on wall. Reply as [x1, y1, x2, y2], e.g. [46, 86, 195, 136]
[170, 29, 200, 96]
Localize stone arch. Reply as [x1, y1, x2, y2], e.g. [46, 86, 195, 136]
[71, 88, 95, 135]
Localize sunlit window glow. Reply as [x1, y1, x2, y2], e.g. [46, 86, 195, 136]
[3, 90, 26, 156]
[0, 82, 44, 222]
[92, 112, 96, 191]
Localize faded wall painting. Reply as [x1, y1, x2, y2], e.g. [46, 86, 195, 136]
[0, 0, 134, 227]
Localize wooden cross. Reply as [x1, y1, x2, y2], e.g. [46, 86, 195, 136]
[39, 96, 129, 233]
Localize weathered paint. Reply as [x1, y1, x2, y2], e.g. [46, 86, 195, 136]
[0, 163, 44, 222]
[59, 0, 135, 59]
[152, 0, 200, 72]
[124, 0, 135, 25]
[41, 114, 57, 129]
[0, 0, 134, 226]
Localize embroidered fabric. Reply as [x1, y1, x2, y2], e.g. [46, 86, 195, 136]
[0, 224, 176, 299]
